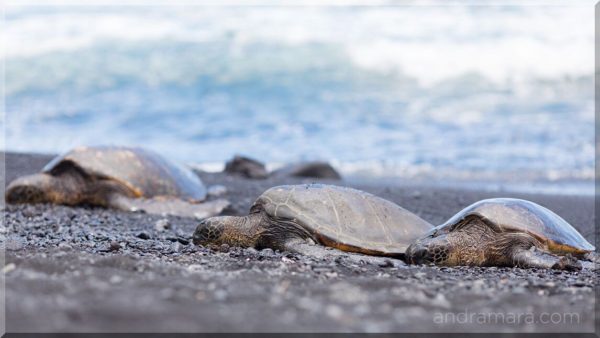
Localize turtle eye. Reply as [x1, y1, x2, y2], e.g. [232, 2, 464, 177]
[429, 230, 438, 238]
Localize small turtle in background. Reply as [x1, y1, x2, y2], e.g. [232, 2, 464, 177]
[224, 155, 342, 180]
[193, 184, 432, 263]
[406, 198, 596, 271]
[271, 162, 341, 180]
[224, 155, 269, 179]
[6, 146, 229, 219]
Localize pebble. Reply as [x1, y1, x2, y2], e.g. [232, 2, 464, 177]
[58, 243, 73, 251]
[214, 289, 228, 301]
[109, 275, 123, 284]
[3, 179, 597, 333]
[109, 241, 121, 251]
[413, 272, 426, 279]
[3, 263, 16, 274]
[378, 259, 394, 268]
[195, 291, 207, 301]
[136, 232, 151, 240]
[176, 237, 190, 245]
[431, 293, 451, 308]
[155, 219, 171, 231]
[187, 265, 203, 272]
[207, 185, 228, 197]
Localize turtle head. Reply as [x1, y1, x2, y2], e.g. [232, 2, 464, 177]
[6, 173, 57, 204]
[193, 214, 264, 248]
[406, 227, 453, 265]
[193, 217, 229, 246]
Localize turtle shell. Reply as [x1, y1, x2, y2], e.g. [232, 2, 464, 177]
[43, 146, 207, 201]
[441, 198, 594, 254]
[252, 184, 433, 256]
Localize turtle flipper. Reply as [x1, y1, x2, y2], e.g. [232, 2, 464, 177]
[582, 252, 600, 263]
[284, 239, 405, 268]
[109, 195, 229, 219]
[511, 246, 581, 271]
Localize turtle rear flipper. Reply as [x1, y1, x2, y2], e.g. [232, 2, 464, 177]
[109, 195, 229, 219]
[583, 252, 600, 263]
[512, 246, 581, 271]
[284, 239, 405, 268]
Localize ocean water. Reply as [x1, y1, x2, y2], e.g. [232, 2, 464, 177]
[3, 2, 595, 193]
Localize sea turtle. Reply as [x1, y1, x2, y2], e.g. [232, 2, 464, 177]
[6, 146, 229, 219]
[405, 198, 596, 270]
[193, 184, 432, 263]
[224, 155, 268, 179]
[224, 155, 342, 180]
[272, 162, 342, 180]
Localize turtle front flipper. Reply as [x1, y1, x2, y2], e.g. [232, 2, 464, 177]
[582, 252, 600, 263]
[109, 195, 229, 219]
[284, 239, 404, 267]
[511, 246, 582, 271]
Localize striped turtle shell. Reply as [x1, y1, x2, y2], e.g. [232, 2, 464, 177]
[441, 198, 594, 254]
[43, 146, 207, 201]
[251, 184, 433, 256]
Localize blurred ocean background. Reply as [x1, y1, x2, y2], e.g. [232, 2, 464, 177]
[3, 2, 595, 194]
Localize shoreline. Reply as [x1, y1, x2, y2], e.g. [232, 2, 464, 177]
[2, 151, 596, 332]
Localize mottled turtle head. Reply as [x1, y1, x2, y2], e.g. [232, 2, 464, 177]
[193, 217, 228, 246]
[6, 173, 58, 204]
[193, 213, 266, 248]
[405, 227, 453, 265]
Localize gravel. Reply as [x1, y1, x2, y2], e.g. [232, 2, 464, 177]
[2, 152, 596, 333]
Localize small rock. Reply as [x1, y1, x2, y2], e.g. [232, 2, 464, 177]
[109, 241, 121, 251]
[282, 256, 295, 264]
[137, 232, 151, 240]
[260, 248, 275, 256]
[187, 264, 203, 272]
[219, 244, 230, 253]
[58, 243, 73, 251]
[378, 259, 395, 268]
[413, 272, 426, 279]
[431, 293, 451, 308]
[195, 291, 207, 301]
[176, 237, 190, 245]
[214, 289, 228, 301]
[109, 275, 123, 284]
[3, 263, 16, 274]
[207, 185, 228, 197]
[155, 219, 171, 231]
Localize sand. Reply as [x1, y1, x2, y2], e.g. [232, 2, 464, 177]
[2, 152, 596, 334]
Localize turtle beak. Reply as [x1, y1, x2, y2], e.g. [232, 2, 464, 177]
[193, 218, 226, 246]
[406, 242, 433, 265]
[5, 174, 52, 204]
[408, 246, 430, 264]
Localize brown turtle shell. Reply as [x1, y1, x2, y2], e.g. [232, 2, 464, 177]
[43, 146, 207, 201]
[252, 184, 433, 256]
[440, 198, 594, 254]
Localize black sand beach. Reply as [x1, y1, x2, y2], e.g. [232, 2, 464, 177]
[2, 152, 597, 333]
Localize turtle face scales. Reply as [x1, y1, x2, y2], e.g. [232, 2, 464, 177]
[193, 213, 266, 249]
[6, 174, 56, 204]
[193, 217, 227, 246]
[406, 228, 452, 265]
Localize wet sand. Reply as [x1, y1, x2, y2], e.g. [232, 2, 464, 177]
[2, 152, 597, 333]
